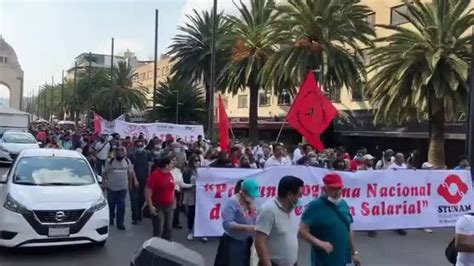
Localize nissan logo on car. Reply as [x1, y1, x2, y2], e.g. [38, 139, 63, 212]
[55, 211, 66, 222]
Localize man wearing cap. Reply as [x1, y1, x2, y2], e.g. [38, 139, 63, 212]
[299, 173, 361, 266]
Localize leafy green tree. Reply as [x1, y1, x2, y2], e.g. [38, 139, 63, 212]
[167, 9, 231, 126]
[263, 0, 375, 97]
[93, 62, 147, 120]
[219, 0, 279, 141]
[148, 77, 205, 123]
[367, 0, 474, 167]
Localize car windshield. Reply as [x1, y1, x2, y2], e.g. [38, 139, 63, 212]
[3, 133, 36, 144]
[13, 157, 95, 186]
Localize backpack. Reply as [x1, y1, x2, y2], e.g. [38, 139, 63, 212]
[109, 157, 130, 167]
[445, 238, 457, 264]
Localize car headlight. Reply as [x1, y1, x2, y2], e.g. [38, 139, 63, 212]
[0, 145, 8, 153]
[89, 195, 107, 212]
[3, 193, 29, 214]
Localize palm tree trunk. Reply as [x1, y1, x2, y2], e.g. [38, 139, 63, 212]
[249, 83, 259, 142]
[428, 99, 446, 168]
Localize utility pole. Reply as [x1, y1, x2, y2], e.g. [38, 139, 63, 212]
[110, 38, 115, 120]
[36, 86, 40, 118]
[50, 76, 54, 122]
[87, 52, 93, 127]
[61, 70, 64, 120]
[153, 9, 159, 113]
[43, 82, 47, 120]
[176, 88, 179, 124]
[467, 27, 474, 179]
[208, 0, 218, 141]
[73, 61, 77, 123]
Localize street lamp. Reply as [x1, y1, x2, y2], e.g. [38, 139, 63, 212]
[174, 88, 184, 124]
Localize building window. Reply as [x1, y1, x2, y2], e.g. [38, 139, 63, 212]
[133, 74, 138, 81]
[365, 12, 376, 28]
[238, 95, 248, 108]
[0, 56, 3, 63]
[351, 87, 365, 101]
[277, 90, 291, 106]
[391, 4, 410, 25]
[141, 73, 146, 80]
[147, 71, 153, 79]
[161, 68, 165, 76]
[259, 90, 271, 107]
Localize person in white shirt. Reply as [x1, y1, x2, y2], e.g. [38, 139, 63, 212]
[455, 214, 474, 266]
[387, 153, 408, 170]
[375, 149, 395, 170]
[252, 141, 265, 159]
[265, 143, 291, 168]
[94, 136, 111, 175]
[292, 144, 303, 164]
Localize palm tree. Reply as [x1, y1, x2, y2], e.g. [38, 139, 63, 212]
[93, 62, 147, 120]
[167, 10, 230, 124]
[148, 77, 205, 123]
[263, 0, 375, 97]
[219, 0, 279, 141]
[367, 0, 473, 167]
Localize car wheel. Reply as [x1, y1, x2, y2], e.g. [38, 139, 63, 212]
[95, 240, 106, 247]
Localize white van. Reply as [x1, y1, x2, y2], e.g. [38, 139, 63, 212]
[0, 149, 109, 247]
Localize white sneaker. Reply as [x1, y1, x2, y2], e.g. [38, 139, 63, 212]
[187, 233, 194, 241]
[200, 237, 208, 243]
[423, 228, 433, 233]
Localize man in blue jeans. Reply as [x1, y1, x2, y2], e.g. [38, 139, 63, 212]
[103, 147, 139, 230]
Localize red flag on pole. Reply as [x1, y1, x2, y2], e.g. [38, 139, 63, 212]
[218, 95, 231, 152]
[94, 113, 102, 135]
[287, 71, 338, 151]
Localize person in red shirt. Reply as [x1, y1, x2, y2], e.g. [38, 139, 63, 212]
[145, 155, 176, 240]
[230, 146, 242, 167]
[350, 150, 365, 171]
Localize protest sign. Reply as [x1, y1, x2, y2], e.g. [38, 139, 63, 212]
[195, 166, 474, 237]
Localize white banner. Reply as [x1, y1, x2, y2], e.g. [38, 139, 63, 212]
[98, 116, 204, 142]
[195, 166, 474, 237]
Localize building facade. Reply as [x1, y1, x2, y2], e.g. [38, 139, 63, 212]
[132, 56, 175, 108]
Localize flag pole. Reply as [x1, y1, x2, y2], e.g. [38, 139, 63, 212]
[275, 122, 285, 143]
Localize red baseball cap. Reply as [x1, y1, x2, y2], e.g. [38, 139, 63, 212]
[323, 173, 344, 188]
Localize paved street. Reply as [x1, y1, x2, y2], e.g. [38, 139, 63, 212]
[0, 166, 455, 266]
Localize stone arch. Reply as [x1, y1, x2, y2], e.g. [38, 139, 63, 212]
[0, 82, 11, 107]
[0, 35, 24, 110]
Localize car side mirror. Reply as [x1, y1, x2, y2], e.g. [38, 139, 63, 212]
[37, 141, 43, 146]
[96, 175, 103, 184]
[0, 173, 7, 183]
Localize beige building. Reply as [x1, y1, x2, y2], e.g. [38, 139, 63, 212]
[132, 56, 175, 108]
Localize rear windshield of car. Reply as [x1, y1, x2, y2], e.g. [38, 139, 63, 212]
[3, 133, 36, 144]
[13, 156, 95, 186]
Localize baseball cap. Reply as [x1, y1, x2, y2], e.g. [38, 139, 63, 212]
[364, 154, 375, 160]
[242, 179, 260, 198]
[323, 173, 344, 189]
[422, 162, 434, 169]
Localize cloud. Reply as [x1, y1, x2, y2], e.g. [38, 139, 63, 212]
[93, 38, 145, 56]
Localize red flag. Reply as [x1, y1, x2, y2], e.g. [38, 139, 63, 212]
[94, 113, 102, 135]
[218, 95, 231, 152]
[287, 71, 338, 151]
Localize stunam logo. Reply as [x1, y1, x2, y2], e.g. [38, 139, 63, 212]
[437, 174, 471, 213]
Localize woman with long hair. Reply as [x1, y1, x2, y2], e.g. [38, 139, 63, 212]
[182, 154, 208, 242]
[214, 179, 260, 266]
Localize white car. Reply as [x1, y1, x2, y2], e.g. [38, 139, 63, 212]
[0, 149, 109, 248]
[0, 131, 39, 164]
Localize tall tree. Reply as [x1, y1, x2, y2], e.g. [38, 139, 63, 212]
[219, 0, 279, 141]
[263, 0, 375, 97]
[167, 10, 230, 126]
[93, 62, 147, 120]
[148, 77, 205, 123]
[367, 0, 473, 167]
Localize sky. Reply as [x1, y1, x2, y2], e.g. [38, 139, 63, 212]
[0, 0, 243, 100]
